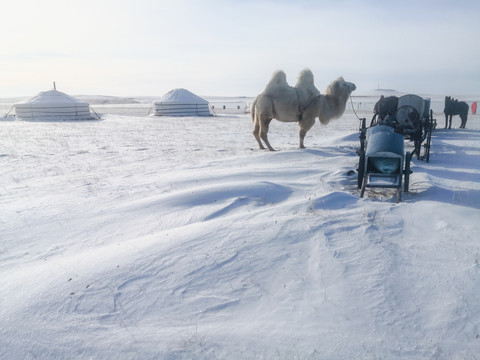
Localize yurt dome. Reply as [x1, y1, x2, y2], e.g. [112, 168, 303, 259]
[15, 89, 94, 121]
[153, 88, 212, 116]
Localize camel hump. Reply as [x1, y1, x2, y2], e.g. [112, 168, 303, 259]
[263, 70, 290, 95]
[295, 69, 320, 105]
[296, 69, 315, 87]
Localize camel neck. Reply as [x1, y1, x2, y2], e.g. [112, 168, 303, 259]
[323, 94, 347, 117]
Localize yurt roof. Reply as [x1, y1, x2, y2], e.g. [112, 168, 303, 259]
[155, 88, 209, 104]
[17, 89, 88, 106]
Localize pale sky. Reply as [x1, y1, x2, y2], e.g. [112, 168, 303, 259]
[1, 0, 479, 97]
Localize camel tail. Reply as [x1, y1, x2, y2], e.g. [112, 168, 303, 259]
[250, 98, 257, 122]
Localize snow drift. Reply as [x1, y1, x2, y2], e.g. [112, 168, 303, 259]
[1, 98, 480, 359]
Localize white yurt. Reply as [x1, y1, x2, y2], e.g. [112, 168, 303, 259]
[153, 88, 212, 116]
[15, 87, 94, 121]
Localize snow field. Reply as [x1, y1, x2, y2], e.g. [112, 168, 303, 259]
[1, 105, 480, 359]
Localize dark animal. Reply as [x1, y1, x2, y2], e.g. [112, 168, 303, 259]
[374, 95, 398, 120]
[444, 96, 469, 129]
[371, 95, 398, 126]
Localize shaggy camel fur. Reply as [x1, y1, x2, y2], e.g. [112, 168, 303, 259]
[251, 69, 356, 151]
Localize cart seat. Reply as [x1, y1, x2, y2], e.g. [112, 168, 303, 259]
[365, 125, 404, 174]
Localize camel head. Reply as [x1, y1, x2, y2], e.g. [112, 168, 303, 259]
[325, 77, 356, 99]
[316, 77, 356, 124]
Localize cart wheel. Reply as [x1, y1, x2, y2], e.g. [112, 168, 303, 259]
[357, 151, 365, 189]
[404, 151, 411, 192]
[360, 177, 366, 198]
[425, 122, 432, 163]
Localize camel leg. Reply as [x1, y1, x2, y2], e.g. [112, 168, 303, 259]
[252, 115, 265, 149]
[259, 117, 275, 151]
[298, 117, 316, 149]
[448, 115, 452, 129]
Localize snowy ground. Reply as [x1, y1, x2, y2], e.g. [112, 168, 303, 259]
[1, 97, 480, 359]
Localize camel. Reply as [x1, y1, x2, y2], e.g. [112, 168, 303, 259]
[251, 69, 356, 151]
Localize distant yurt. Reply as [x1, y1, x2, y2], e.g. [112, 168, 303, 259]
[15, 87, 94, 121]
[153, 88, 212, 116]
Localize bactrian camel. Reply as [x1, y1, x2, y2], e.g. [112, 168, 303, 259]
[251, 69, 356, 151]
